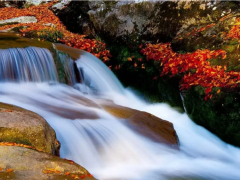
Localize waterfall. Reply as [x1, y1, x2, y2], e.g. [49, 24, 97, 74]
[75, 50, 125, 95]
[1, 46, 240, 180]
[0, 47, 58, 82]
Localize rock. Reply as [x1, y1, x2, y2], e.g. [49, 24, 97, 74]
[0, 16, 37, 25]
[42, 23, 56, 28]
[88, 1, 156, 38]
[25, 0, 46, 6]
[51, 0, 72, 13]
[0, 146, 96, 180]
[0, 1, 25, 8]
[0, 102, 60, 155]
[0, 33, 53, 50]
[100, 101, 179, 149]
[55, 1, 96, 37]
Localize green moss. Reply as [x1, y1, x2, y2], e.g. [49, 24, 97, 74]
[54, 50, 72, 84]
[0, 136, 32, 146]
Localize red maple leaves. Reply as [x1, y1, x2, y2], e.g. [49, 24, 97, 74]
[141, 43, 240, 100]
[0, 1, 110, 60]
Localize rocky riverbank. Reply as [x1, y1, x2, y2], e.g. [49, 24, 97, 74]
[0, 102, 96, 180]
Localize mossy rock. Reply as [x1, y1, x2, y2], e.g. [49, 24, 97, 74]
[0, 33, 53, 50]
[0, 102, 60, 155]
[0, 146, 96, 180]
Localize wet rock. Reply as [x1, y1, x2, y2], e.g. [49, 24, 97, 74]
[0, 146, 96, 180]
[0, 102, 60, 155]
[100, 101, 179, 149]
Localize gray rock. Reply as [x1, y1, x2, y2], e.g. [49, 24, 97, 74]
[25, 0, 46, 6]
[87, 1, 158, 37]
[0, 16, 37, 25]
[51, 0, 72, 12]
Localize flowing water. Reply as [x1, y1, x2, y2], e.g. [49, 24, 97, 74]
[0, 46, 240, 180]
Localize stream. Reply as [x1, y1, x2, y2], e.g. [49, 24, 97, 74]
[0, 46, 239, 180]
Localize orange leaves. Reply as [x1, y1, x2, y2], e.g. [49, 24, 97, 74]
[0, 142, 41, 151]
[42, 169, 61, 174]
[0, 1, 110, 60]
[0, 109, 13, 112]
[127, 57, 132, 61]
[64, 171, 70, 175]
[175, 23, 216, 39]
[42, 167, 93, 179]
[220, 13, 232, 22]
[225, 17, 240, 41]
[0, 167, 13, 173]
[140, 42, 240, 99]
[6, 168, 13, 173]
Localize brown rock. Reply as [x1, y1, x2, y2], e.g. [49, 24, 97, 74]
[0, 102, 60, 155]
[0, 146, 96, 180]
[100, 101, 179, 149]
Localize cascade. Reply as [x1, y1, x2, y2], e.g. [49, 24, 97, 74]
[75, 50, 125, 95]
[0, 47, 58, 82]
[0, 46, 240, 180]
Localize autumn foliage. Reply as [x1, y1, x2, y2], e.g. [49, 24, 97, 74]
[0, 142, 41, 151]
[0, 1, 110, 60]
[176, 23, 216, 40]
[225, 17, 240, 42]
[140, 43, 240, 100]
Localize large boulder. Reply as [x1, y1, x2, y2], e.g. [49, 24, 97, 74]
[86, 1, 224, 41]
[0, 102, 60, 155]
[100, 101, 179, 149]
[0, 146, 96, 180]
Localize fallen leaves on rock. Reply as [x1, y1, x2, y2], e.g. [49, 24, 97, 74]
[0, 167, 14, 173]
[0, 109, 13, 112]
[42, 168, 93, 179]
[0, 1, 111, 60]
[0, 142, 41, 151]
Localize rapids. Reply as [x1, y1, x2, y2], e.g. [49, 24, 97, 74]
[0, 46, 239, 180]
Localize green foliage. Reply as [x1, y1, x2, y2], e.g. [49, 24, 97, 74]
[38, 28, 63, 42]
[20, 28, 63, 43]
[183, 87, 240, 147]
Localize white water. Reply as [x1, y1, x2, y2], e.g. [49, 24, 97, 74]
[0, 47, 57, 82]
[0, 47, 240, 180]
